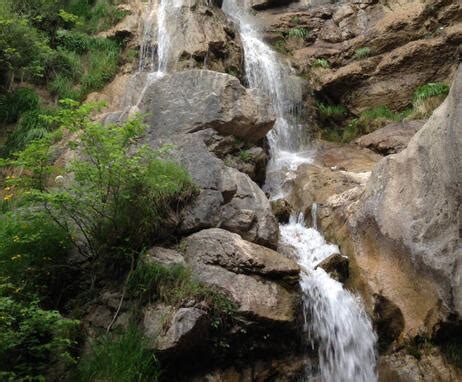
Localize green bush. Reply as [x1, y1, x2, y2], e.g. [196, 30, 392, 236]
[354, 47, 371, 60]
[0, 285, 79, 381]
[238, 150, 253, 163]
[413, 82, 449, 103]
[76, 326, 160, 382]
[0, 88, 39, 124]
[3, 100, 196, 262]
[56, 29, 93, 54]
[48, 73, 81, 100]
[3, 108, 58, 155]
[0, 209, 71, 298]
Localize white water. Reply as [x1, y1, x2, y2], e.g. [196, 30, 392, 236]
[222, 1, 378, 381]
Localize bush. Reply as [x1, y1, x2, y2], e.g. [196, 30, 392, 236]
[413, 82, 449, 102]
[2, 108, 57, 155]
[0, 88, 39, 124]
[76, 326, 160, 382]
[0, 285, 79, 381]
[0, 209, 71, 299]
[3, 100, 196, 263]
[354, 47, 371, 60]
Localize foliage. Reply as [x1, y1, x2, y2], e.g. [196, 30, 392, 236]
[2, 100, 196, 263]
[0, 208, 70, 299]
[0, 88, 39, 124]
[413, 82, 449, 103]
[76, 326, 160, 382]
[238, 150, 253, 163]
[317, 102, 348, 122]
[0, 284, 79, 381]
[127, 261, 236, 329]
[354, 47, 371, 60]
[273, 39, 287, 54]
[290, 16, 301, 25]
[312, 58, 330, 69]
[287, 27, 309, 39]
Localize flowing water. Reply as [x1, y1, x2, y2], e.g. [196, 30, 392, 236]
[222, 1, 378, 381]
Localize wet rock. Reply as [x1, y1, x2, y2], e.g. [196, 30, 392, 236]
[184, 228, 300, 323]
[271, 198, 293, 223]
[144, 246, 185, 267]
[316, 253, 349, 283]
[140, 70, 276, 143]
[143, 304, 209, 354]
[249, 0, 299, 11]
[355, 120, 426, 155]
[373, 294, 405, 352]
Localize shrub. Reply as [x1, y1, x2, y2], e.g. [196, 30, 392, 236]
[2, 108, 57, 155]
[238, 150, 253, 163]
[0, 208, 71, 301]
[0, 88, 39, 124]
[312, 58, 330, 69]
[48, 73, 81, 100]
[3, 100, 196, 263]
[76, 326, 160, 382]
[0, 285, 79, 381]
[273, 39, 287, 54]
[354, 47, 371, 60]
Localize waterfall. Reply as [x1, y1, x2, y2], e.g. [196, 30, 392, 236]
[222, 2, 378, 381]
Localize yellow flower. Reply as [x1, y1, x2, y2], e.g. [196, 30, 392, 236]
[3, 194, 13, 201]
[13, 236, 20, 242]
[11, 254, 22, 261]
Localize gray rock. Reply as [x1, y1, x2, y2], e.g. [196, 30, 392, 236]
[316, 253, 349, 283]
[148, 131, 279, 248]
[144, 247, 185, 267]
[355, 120, 426, 155]
[139, 70, 275, 143]
[184, 228, 300, 323]
[143, 304, 209, 354]
[360, 64, 462, 317]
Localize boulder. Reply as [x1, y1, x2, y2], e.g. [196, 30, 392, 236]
[148, 130, 280, 248]
[143, 304, 209, 354]
[139, 70, 275, 143]
[316, 253, 349, 283]
[184, 228, 300, 323]
[355, 120, 426, 155]
[144, 246, 185, 267]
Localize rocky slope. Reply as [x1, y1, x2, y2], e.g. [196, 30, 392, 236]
[82, 0, 462, 380]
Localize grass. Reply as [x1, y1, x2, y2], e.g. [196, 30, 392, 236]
[273, 39, 287, 54]
[238, 150, 253, 163]
[312, 58, 330, 69]
[127, 261, 235, 329]
[0, 88, 39, 124]
[317, 102, 348, 122]
[287, 27, 309, 39]
[413, 82, 449, 103]
[354, 47, 371, 60]
[76, 326, 160, 382]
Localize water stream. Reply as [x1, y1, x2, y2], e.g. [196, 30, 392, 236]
[222, 1, 378, 380]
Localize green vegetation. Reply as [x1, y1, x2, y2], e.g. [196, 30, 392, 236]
[273, 39, 287, 54]
[0, 100, 197, 378]
[290, 16, 301, 25]
[354, 47, 371, 60]
[0, 88, 39, 124]
[238, 149, 253, 163]
[312, 58, 330, 69]
[287, 27, 309, 39]
[128, 261, 236, 329]
[0, 283, 79, 381]
[317, 102, 348, 122]
[76, 326, 160, 382]
[413, 82, 449, 103]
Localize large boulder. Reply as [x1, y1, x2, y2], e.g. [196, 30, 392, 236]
[148, 130, 280, 248]
[355, 120, 426, 155]
[319, 65, 462, 341]
[184, 228, 300, 324]
[139, 70, 276, 143]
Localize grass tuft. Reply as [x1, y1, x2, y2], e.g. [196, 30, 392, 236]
[354, 47, 371, 60]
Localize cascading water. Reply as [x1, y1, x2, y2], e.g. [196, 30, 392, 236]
[222, 1, 378, 380]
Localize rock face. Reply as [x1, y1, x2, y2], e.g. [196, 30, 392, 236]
[355, 120, 426, 155]
[319, 65, 462, 341]
[359, 64, 462, 319]
[184, 228, 300, 323]
[140, 70, 275, 143]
